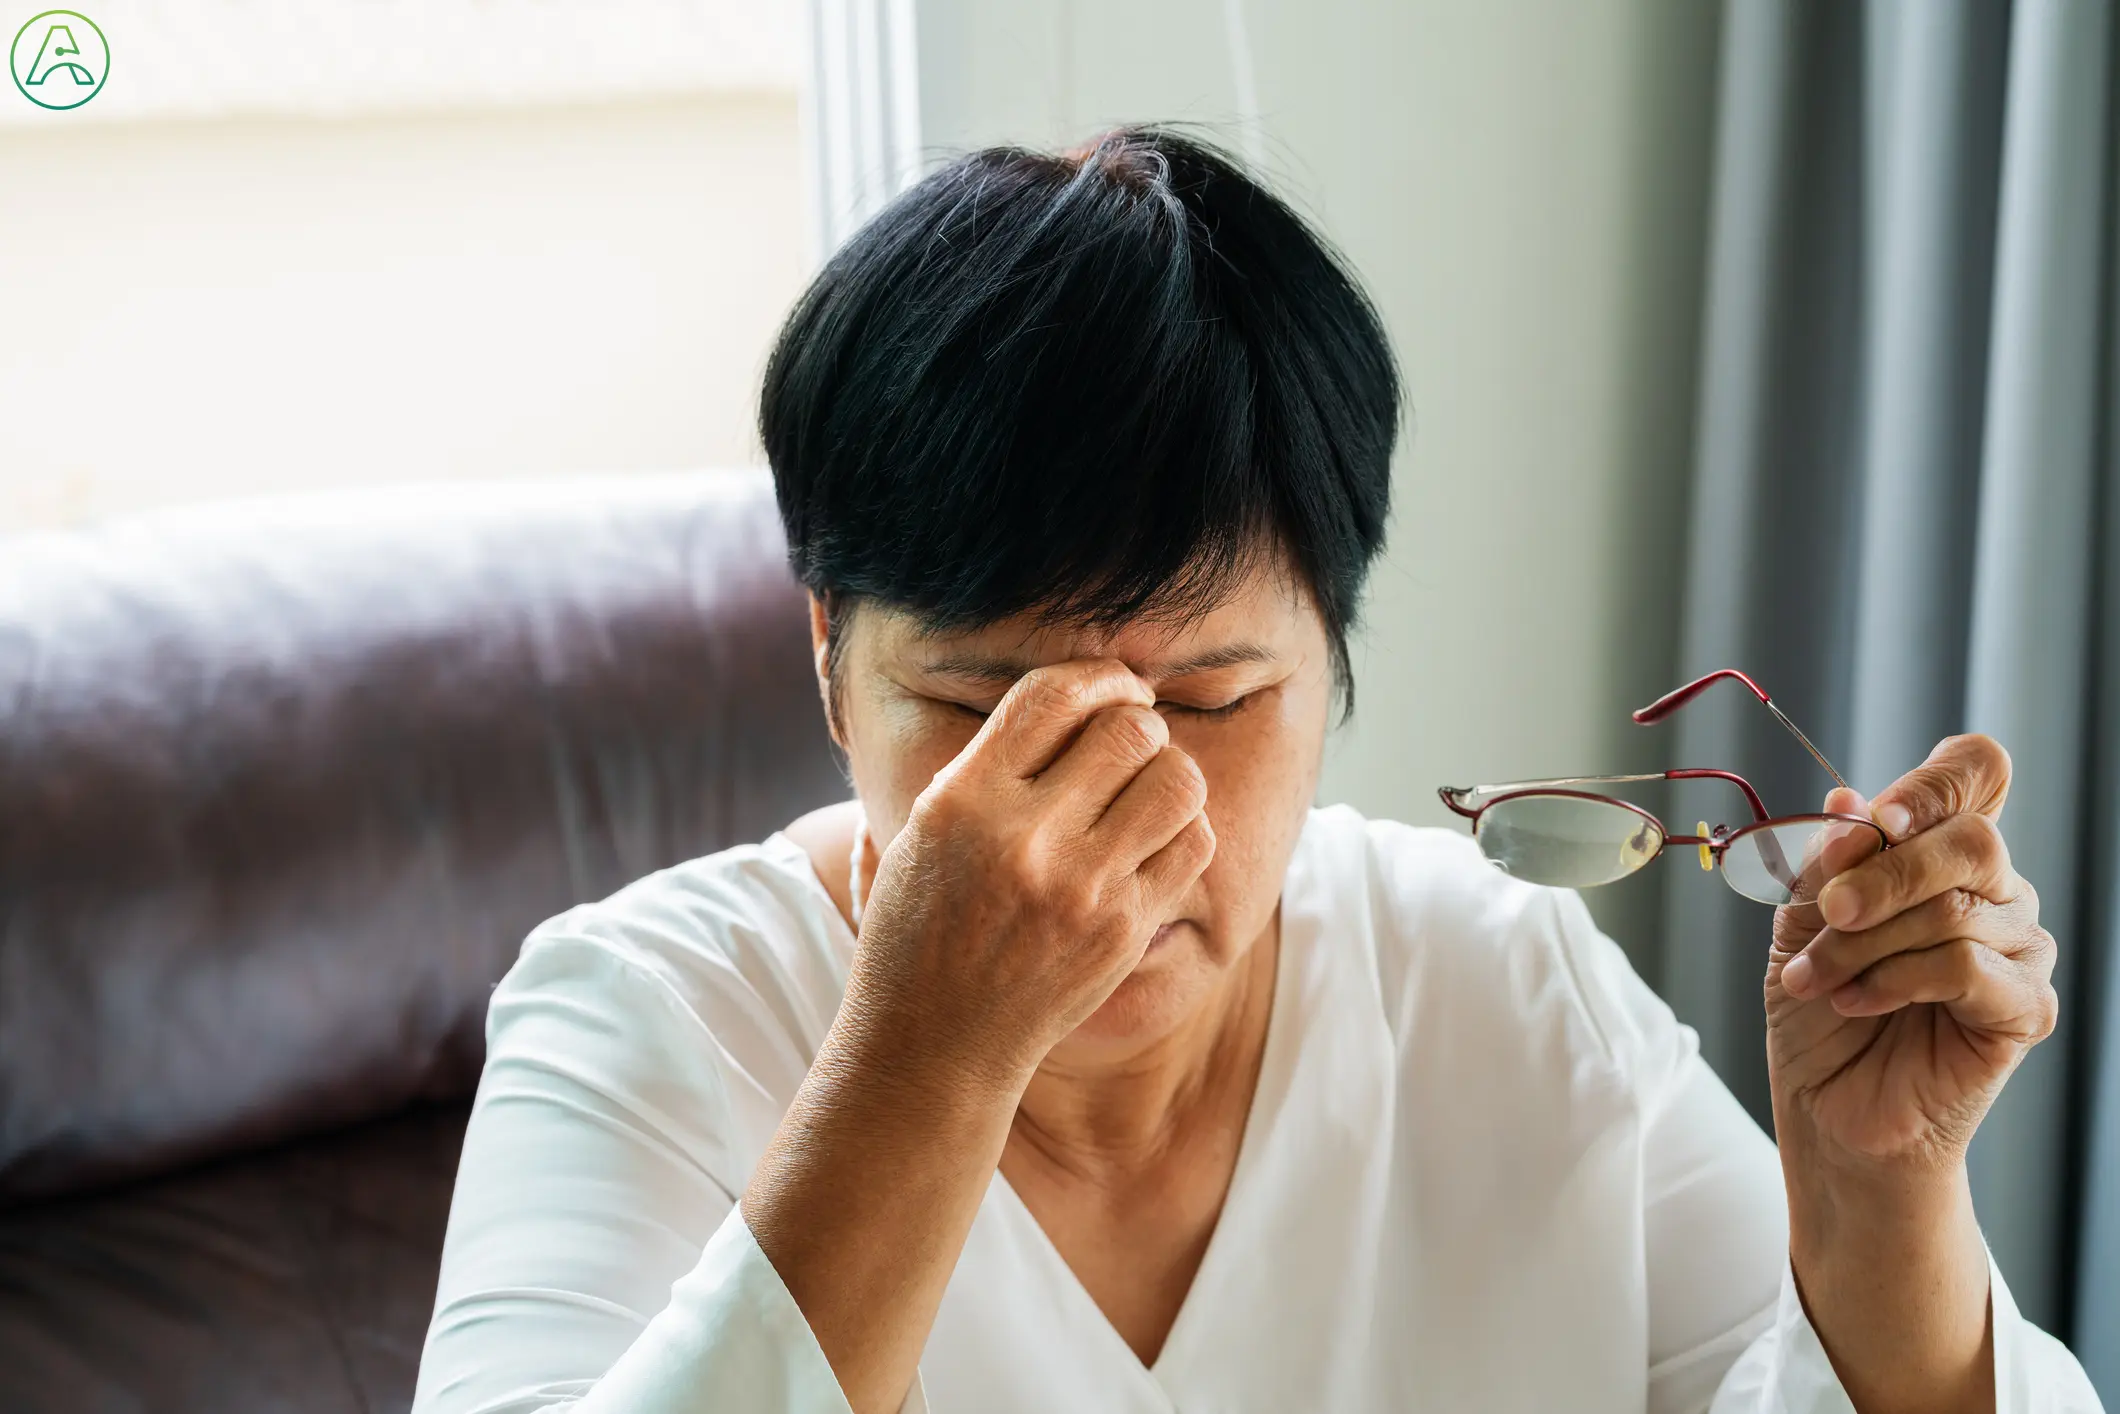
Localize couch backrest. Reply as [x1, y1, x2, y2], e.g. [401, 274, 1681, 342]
[0, 471, 845, 1204]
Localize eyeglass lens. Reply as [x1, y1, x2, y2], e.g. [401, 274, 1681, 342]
[1473, 795, 1663, 888]
[1474, 797, 1880, 907]
[1721, 819, 1876, 906]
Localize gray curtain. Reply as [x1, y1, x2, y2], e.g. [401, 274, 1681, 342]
[1659, 0, 2119, 1379]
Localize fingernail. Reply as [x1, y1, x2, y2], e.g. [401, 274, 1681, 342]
[1781, 952, 1816, 998]
[1876, 803, 1911, 839]
[1820, 878, 1861, 929]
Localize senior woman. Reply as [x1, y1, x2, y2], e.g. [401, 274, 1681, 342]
[412, 128, 2098, 1413]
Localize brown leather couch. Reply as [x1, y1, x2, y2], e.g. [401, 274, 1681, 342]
[0, 471, 846, 1412]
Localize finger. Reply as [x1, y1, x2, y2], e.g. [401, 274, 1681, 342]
[1091, 745, 1209, 867]
[1779, 885, 2040, 1000]
[1866, 733, 2011, 843]
[1037, 704, 1173, 823]
[1818, 787, 1876, 875]
[1789, 792, 1874, 877]
[1136, 809, 1216, 903]
[1822, 784, 1866, 819]
[1826, 936, 2058, 1043]
[1815, 810, 2019, 933]
[1771, 790, 1882, 948]
[972, 660, 1155, 780]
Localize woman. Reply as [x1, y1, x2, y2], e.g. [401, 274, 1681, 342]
[412, 129, 2099, 1412]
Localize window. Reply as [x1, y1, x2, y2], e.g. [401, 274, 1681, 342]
[0, 0, 810, 530]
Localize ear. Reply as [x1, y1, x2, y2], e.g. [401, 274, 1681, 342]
[807, 590, 847, 751]
[806, 590, 831, 679]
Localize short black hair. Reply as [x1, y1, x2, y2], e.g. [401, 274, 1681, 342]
[760, 124, 1401, 723]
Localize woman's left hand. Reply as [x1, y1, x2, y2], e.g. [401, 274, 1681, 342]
[1766, 733, 2059, 1169]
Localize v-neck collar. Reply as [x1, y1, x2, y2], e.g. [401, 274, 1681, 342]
[766, 809, 1329, 1401]
[985, 817, 1321, 1398]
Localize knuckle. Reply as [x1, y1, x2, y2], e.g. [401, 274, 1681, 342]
[1936, 886, 1985, 934]
[1040, 660, 1144, 717]
[1100, 704, 1167, 761]
[1961, 732, 2012, 779]
[1799, 939, 1848, 989]
[1050, 868, 1101, 925]
[1186, 806, 1216, 847]
[2033, 982, 2060, 1041]
[998, 831, 1043, 886]
[2012, 874, 2041, 918]
[1951, 808, 2006, 858]
[1172, 810, 1216, 864]
[1067, 658, 1143, 709]
[1772, 910, 1808, 950]
[2026, 925, 2060, 975]
[1159, 748, 1209, 808]
[913, 781, 970, 833]
[1774, 901, 1822, 951]
[1870, 841, 1921, 899]
[1027, 669, 1092, 718]
[1896, 768, 1953, 818]
[1942, 935, 1986, 984]
[1932, 733, 2011, 809]
[1936, 731, 1984, 763]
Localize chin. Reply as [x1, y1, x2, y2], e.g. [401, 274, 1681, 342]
[1056, 931, 1215, 1052]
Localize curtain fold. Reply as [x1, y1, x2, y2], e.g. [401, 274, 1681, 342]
[806, 0, 925, 257]
[1664, 0, 2117, 1373]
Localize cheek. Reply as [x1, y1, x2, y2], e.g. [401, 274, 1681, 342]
[845, 698, 979, 842]
[1180, 709, 1324, 927]
[1182, 688, 1324, 814]
[887, 727, 970, 798]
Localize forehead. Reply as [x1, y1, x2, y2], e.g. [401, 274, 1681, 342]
[868, 557, 1317, 676]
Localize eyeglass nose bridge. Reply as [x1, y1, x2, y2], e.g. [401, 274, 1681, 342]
[1665, 821, 1734, 872]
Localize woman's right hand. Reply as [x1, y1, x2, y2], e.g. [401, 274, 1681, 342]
[742, 659, 1217, 1414]
[840, 658, 1219, 1088]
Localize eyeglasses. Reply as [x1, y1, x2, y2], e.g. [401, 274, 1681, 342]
[1437, 669, 1888, 907]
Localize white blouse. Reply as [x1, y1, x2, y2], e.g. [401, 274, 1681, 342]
[411, 803, 2101, 1413]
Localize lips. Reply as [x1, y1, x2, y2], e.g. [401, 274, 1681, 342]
[1149, 921, 1181, 947]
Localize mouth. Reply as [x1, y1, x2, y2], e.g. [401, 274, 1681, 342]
[1148, 921, 1183, 949]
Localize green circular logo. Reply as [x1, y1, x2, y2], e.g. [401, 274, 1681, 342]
[11, 10, 108, 110]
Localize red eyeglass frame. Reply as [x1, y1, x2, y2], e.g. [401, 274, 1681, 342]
[1436, 669, 1888, 891]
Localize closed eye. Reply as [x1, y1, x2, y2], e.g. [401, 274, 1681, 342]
[1159, 693, 1255, 721]
[942, 693, 1256, 724]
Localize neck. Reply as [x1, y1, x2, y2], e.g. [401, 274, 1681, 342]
[1011, 909, 1281, 1179]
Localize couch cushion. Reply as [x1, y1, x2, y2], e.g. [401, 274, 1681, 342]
[0, 1102, 468, 1414]
[0, 471, 844, 1204]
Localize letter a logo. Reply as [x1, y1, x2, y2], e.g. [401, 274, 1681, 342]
[11, 11, 110, 110]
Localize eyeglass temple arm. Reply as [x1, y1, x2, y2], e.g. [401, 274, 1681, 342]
[1438, 785, 1485, 819]
[1439, 768, 1771, 824]
[1439, 775, 1664, 818]
[1632, 669, 1850, 792]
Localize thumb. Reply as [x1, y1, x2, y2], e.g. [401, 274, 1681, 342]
[1866, 733, 2011, 843]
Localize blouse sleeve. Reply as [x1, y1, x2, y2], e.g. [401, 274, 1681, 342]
[1545, 889, 2103, 1414]
[410, 926, 931, 1414]
[1709, 1242, 2106, 1413]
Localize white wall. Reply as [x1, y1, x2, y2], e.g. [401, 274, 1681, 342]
[0, 92, 808, 531]
[912, 0, 1721, 958]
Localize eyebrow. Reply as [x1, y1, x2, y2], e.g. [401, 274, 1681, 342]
[916, 641, 1281, 685]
